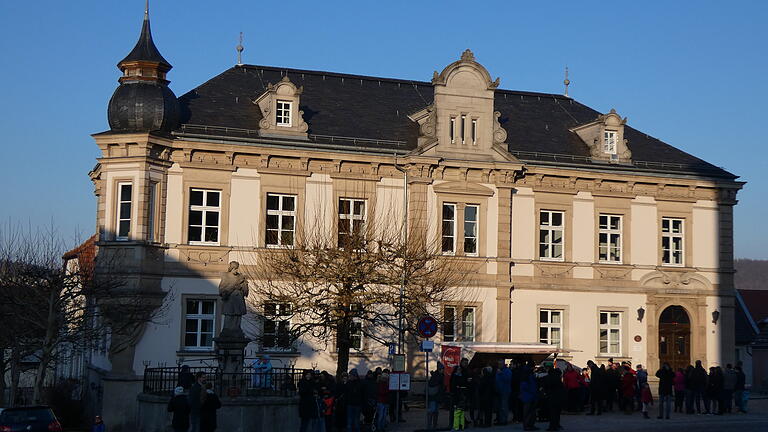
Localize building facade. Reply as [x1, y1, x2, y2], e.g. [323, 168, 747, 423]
[90, 12, 743, 429]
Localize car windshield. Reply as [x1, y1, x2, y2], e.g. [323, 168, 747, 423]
[0, 408, 53, 424]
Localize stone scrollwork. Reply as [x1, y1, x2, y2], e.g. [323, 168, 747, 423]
[493, 111, 508, 144]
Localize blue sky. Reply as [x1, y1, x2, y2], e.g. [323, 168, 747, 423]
[0, 1, 766, 258]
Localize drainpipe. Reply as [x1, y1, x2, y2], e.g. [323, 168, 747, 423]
[392, 154, 408, 354]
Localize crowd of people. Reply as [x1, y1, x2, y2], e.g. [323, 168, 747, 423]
[295, 357, 749, 432]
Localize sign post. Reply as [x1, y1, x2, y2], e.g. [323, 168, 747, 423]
[417, 316, 437, 431]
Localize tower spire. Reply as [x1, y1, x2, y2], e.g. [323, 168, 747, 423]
[116, 1, 172, 83]
[563, 66, 570, 97]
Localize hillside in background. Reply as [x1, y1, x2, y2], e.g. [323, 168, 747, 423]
[735, 259, 768, 290]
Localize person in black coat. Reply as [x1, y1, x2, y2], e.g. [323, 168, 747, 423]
[543, 368, 565, 431]
[178, 365, 194, 390]
[477, 367, 495, 427]
[200, 383, 222, 432]
[298, 371, 320, 432]
[168, 387, 191, 432]
[655, 362, 675, 419]
[586, 361, 604, 415]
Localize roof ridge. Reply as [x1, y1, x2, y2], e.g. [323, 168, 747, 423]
[234, 64, 570, 99]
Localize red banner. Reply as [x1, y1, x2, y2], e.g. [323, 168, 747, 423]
[441, 345, 461, 392]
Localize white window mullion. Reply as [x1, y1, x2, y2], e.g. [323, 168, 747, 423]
[662, 217, 685, 266]
[116, 182, 133, 240]
[442, 204, 456, 254]
[598, 214, 622, 263]
[539, 210, 564, 261]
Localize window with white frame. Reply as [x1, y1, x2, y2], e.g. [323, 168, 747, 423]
[539, 309, 562, 347]
[460, 115, 466, 144]
[183, 299, 216, 350]
[539, 210, 564, 260]
[450, 116, 456, 144]
[463, 205, 478, 255]
[188, 189, 220, 244]
[662, 217, 684, 266]
[461, 307, 476, 342]
[443, 306, 456, 342]
[442, 203, 456, 254]
[350, 318, 363, 350]
[266, 194, 296, 247]
[471, 118, 477, 145]
[276, 100, 292, 126]
[598, 214, 622, 263]
[603, 131, 618, 154]
[263, 302, 291, 350]
[116, 182, 132, 240]
[599, 311, 622, 355]
[338, 198, 366, 247]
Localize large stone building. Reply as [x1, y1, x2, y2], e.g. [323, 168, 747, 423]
[90, 11, 743, 429]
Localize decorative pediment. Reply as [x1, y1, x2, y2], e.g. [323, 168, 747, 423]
[432, 49, 500, 91]
[571, 108, 632, 164]
[640, 270, 712, 292]
[253, 76, 308, 138]
[433, 181, 495, 197]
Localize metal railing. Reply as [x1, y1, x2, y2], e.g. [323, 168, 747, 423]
[142, 366, 307, 398]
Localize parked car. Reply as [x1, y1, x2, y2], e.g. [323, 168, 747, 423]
[0, 406, 62, 432]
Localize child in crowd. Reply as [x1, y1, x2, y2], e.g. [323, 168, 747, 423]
[640, 382, 654, 419]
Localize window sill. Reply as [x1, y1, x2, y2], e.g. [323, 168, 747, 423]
[252, 350, 300, 357]
[177, 349, 215, 356]
[594, 355, 630, 362]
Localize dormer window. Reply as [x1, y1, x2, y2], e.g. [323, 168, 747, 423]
[276, 100, 292, 127]
[603, 130, 617, 155]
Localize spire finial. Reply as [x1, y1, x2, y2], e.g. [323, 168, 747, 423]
[563, 66, 571, 97]
[145, 0, 149, 18]
[236, 32, 244, 66]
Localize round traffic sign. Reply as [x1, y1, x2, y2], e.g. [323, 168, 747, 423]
[417, 315, 438, 339]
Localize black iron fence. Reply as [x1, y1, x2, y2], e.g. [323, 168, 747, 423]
[143, 366, 307, 398]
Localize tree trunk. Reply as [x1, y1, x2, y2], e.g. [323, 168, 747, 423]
[33, 288, 59, 404]
[335, 316, 352, 380]
[9, 347, 20, 408]
[0, 349, 6, 407]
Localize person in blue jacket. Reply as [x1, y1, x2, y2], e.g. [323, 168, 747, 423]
[494, 360, 512, 425]
[519, 366, 539, 431]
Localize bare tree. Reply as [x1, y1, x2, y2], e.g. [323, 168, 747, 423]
[0, 223, 171, 404]
[242, 202, 474, 378]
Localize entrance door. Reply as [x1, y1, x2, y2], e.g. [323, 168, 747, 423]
[659, 306, 691, 371]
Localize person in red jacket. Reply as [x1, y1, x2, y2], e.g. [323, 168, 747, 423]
[620, 366, 637, 415]
[640, 382, 654, 419]
[376, 373, 390, 431]
[563, 364, 582, 412]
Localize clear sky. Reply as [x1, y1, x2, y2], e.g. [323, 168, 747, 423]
[0, 1, 765, 257]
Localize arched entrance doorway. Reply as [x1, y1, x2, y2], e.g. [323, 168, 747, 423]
[659, 306, 691, 370]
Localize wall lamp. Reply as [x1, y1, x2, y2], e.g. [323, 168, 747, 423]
[712, 310, 720, 325]
[637, 307, 645, 322]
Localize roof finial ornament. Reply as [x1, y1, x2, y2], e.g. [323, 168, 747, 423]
[236, 32, 244, 66]
[145, 0, 149, 18]
[564, 66, 570, 97]
[461, 49, 475, 62]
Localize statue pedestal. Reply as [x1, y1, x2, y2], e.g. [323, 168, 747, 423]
[215, 331, 249, 396]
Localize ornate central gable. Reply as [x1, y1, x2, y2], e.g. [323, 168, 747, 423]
[411, 50, 516, 163]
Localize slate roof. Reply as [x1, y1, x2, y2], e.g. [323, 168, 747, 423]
[176, 65, 736, 180]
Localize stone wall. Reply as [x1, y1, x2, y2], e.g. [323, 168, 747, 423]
[137, 393, 300, 432]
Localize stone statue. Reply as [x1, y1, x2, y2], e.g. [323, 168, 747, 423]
[218, 261, 249, 338]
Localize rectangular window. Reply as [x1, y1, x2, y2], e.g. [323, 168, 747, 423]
[276, 100, 292, 126]
[539, 210, 564, 260]
[443, 306, 456, 342]
[598, 214, 622, 263]
[263, 303, 291, 350]
[662, 217, 684, 266]
[460, 115, 466, 144]
[461, 307, 475, 342]
[463, 205, 478, 255]
[599, 311, 622, 355]
[539, 309, 562, 347]
[471, 119, 477, 145]
[350, 319, 363, 351]
[148, 182, 158, 242]
[188, 189, 220, 245]
[603, 131, 617, 154]
[450, 116, 456, 144]
[338, 198, 366, 247]
[266, 194, 296, 247]
[183, 299, 215, 350]
[441, 203, 456, 254]
[116, 182, 132, 240]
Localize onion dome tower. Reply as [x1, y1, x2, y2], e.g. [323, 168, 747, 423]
[107, 5, 179, 134]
